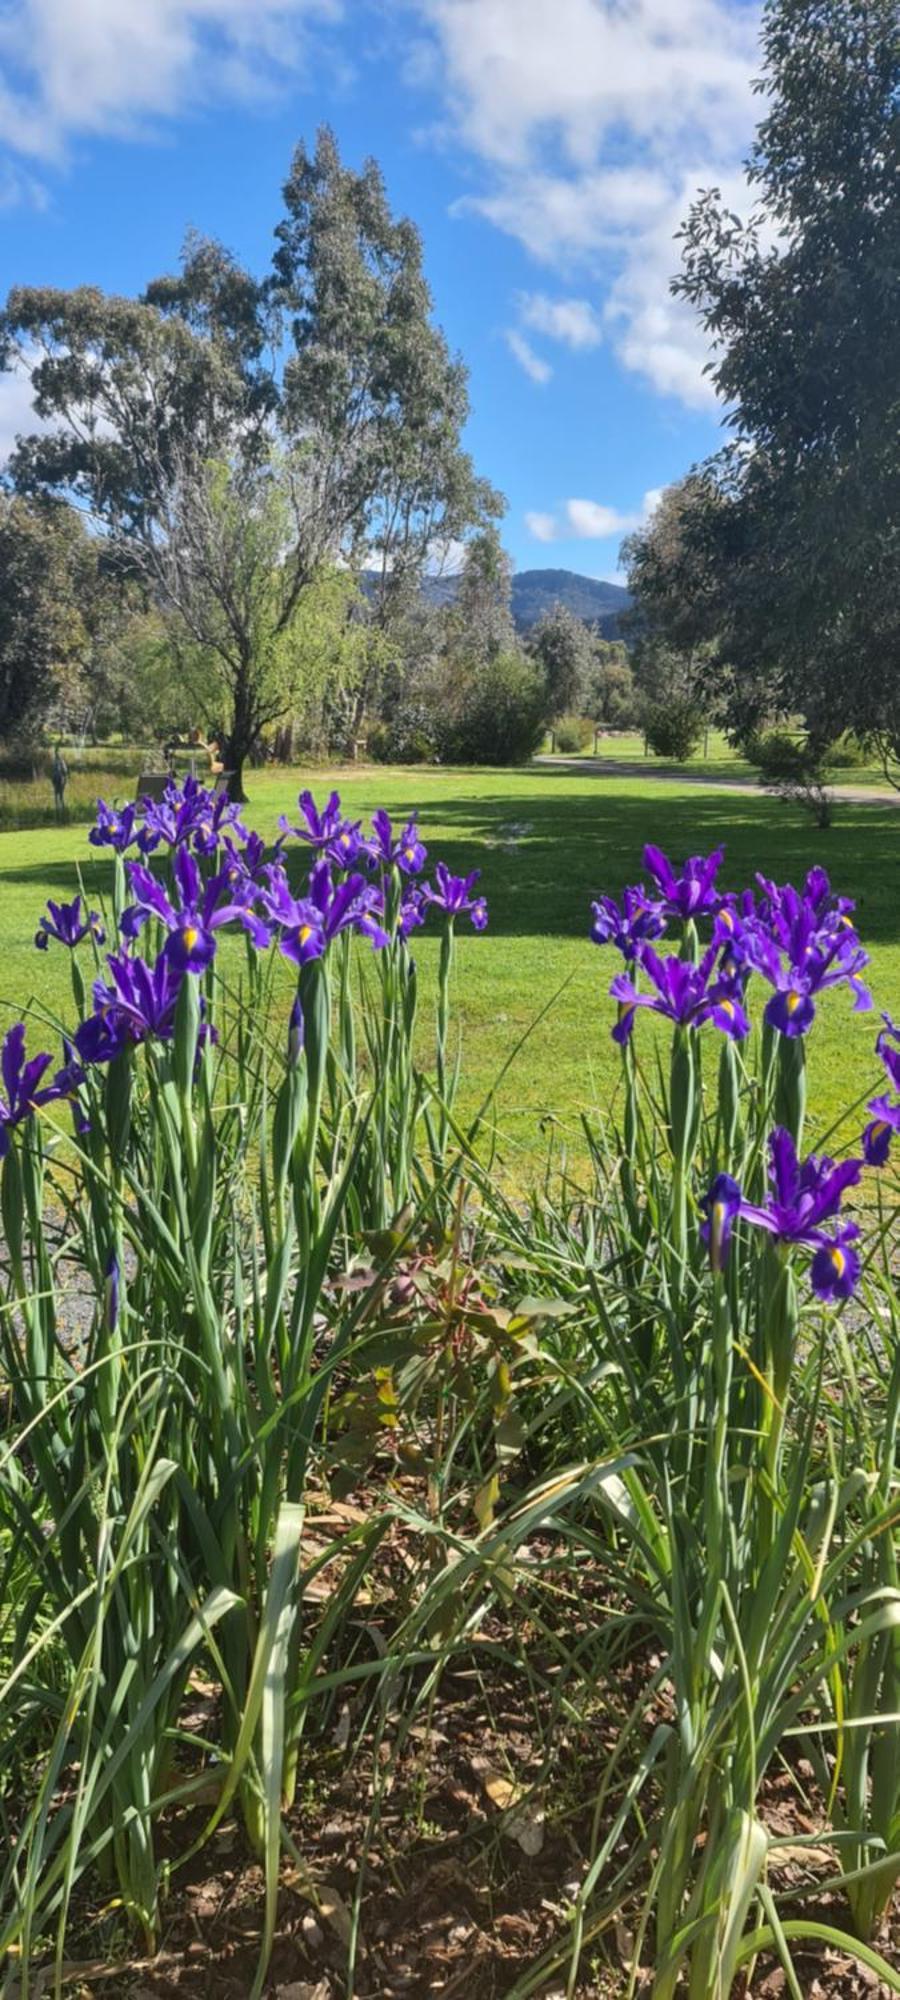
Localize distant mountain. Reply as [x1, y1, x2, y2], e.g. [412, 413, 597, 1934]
[509, 569, 630, 635]
[364, 566, 631, 636]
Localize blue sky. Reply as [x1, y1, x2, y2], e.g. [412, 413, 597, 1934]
[0, 0, 763, 578]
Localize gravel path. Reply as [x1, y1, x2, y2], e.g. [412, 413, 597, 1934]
[535, 754, 900, 806]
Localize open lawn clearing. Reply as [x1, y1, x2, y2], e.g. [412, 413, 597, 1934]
[1, 761, 897, 1174]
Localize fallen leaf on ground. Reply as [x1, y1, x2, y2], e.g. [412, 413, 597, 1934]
[507, 1803, 546, 1855]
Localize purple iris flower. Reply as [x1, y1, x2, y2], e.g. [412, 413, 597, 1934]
[742, 1127, 861, 1241]
[369, 809, 428, 876]
[808, 1226, 862, 1302]
[80, 950, 185, 1055]
[140, 775, 247, 857]
[66, 1011, 129, 1072]
[0, 1023, 67, 1155]
[591, 887, 666, 959]
[710, 907, 762, 991]
[862, 1100, 900, 1167]
[217, 836, 264, 904]
[699, 1172, 743, 1273]
[703, 1128, 862, 1301]
[262, 859, 388, 967]
[743, 875, 872, 1037]
[861, 1015, 900, 1165]
[279, 788, 341, 847]
[35, 896, 105, 951]
[277, 790, 369, 868]
[643, 845, 725, 919]
[424, 863, 488, 930]
[609, 945, 749, 1045]
[875, 1013, 900, 1092]
[757, 868, 857, 933]
[234, 830, 268, 881]
[399, 887, 428, 939]
[305, 859, 389, 950]
[89, 799, 142, 854]
[121, 847, 270, 972]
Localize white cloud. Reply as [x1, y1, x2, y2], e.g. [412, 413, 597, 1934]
[425, 533, 468, 574]
[524, 510, 558, 543]
[517, 292, 602, 351]
[0, 0, 342, 162]
[412, 0, 761, 406]
[0, 360, 44, 465]
[527, 487, 661, 543]
[0, 159, 49, 210]
[566, 498, 639, 538]
[504, 328, 552, 384]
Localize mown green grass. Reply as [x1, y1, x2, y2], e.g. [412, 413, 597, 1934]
[543, 726, 899, 790]
[2, 761, 897, 1175]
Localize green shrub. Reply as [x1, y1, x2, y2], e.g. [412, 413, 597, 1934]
[643, 697, 704, 761]
[367, 706, 436, 764]
[751, 727, 834, 826]
[553, 714, 593, 753]
[435, 651, 546, 766]
[825, 732, 867, 770]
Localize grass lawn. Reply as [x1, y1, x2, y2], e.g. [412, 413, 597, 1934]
[1, 760, 897, 1176]
[544, 726, 900, 791]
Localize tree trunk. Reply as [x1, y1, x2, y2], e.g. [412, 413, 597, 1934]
[226, 747, 247, 803]
[226, 660, 253, 802]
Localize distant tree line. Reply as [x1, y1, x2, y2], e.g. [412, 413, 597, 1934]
[366, 527, 638, 766]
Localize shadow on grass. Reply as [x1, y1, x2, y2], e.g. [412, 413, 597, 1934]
[410, 776, 899, 945]
[0, 770, 896, 946]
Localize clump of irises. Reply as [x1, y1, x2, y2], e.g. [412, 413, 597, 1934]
[590, 843, 885, 1307]
[3, 776, 490, 1154]
[591, 846, 872, 1049]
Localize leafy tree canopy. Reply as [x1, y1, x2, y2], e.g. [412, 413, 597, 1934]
[0, 127, 502, 789]
[626, 0, 900, 768]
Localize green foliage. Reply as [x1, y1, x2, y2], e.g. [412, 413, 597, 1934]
[367, 707, 436, 764]
[527, 602, 593, 719]
[666, 0, 900, 752]
[2, 769, 900, 1997]
[553, 713, 593, 753]
[445, 525, 517, 664]
[749, 727, 835, 826]
[433, 649, 547, 765]
[272, 127, 503, 614]
[587, 642, 638, 727]
[644, 696, 704, 761]
[0, 496, 90, 739]
[826, 733, 868, 771]
[1, 127, 502, 792]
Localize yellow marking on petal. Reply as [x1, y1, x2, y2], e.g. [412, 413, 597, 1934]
[183, 926, 200, 951]
[403, 847, 415, 861]
[872, 1119, 889, 1141]
[340, 832, 351, 846]
[830, 1247, 846, 1276]
[786, 993, 802, 1014]
[720, 909, 734, 931]
[720, 999, 735, 1019]
[299, 924, 313, 945]
[713, 1201, 726, 1229]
